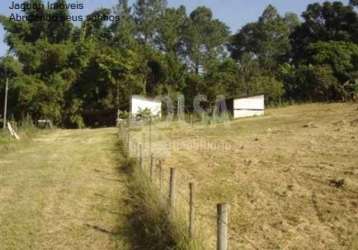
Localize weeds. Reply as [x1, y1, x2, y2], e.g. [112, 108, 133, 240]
[118, 139, 204, 250]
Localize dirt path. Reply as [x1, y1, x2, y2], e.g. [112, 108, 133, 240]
[0, 128, 131, 250]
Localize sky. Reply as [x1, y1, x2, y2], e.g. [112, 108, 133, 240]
[0, 0, 349, 57]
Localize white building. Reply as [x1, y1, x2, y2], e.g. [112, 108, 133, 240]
[229, 95, 265, 119]
[130, 95, 162, 117]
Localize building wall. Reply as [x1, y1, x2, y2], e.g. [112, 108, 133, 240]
[131, 96, 162, 117]
[233, 95, 265, 119]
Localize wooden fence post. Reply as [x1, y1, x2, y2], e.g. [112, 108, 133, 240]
[189, 182, 194, 238]
[169, 168, 176, 208]
[217, 203, 229, 250]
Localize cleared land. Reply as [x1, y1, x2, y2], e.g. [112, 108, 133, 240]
[0, 128, 131, 250]
[131, 103, 358, 249]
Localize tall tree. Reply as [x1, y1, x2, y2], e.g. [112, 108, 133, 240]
[21, 0, 49, 43]
[156, 6, 187, 54]
[183, 6, 229, 74]
[134, 0, 167, 44]
[0, 0, 75, 122]
[291, 1, 358, 61]
[83, 8, 111, 40]
[110, 0, 137, 49]
[230, 5, 297, 72]
[47, 0, 73, 43]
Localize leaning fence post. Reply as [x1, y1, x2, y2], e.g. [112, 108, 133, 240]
[169, 168, 176, 208]
[189, 182, 194, 238]
[217, 203, 229, 250]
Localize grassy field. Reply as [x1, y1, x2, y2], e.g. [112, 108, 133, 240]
[131, 103, 358, 249]
[0, 128, 132, 250]
[1, 103, 357, 250]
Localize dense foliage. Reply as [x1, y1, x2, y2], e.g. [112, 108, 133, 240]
[0, 0, 357, 127]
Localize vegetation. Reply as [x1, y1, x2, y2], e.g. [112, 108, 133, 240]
[0, 116, 204, 250]
[130, 103, 358, 249]
[119, 142, 202, 250]
[0, 0, 357, 128]
[0, 128, 132, 249]
[0, 116, 39, 153]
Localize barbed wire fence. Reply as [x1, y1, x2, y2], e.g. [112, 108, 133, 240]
[119, 116, 231, 250]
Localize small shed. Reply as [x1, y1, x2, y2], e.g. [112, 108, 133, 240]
[227, 95, 265, 119]
[131, 95, 162, 118]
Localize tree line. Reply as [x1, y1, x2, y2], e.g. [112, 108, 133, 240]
[0, 0, 357, 127]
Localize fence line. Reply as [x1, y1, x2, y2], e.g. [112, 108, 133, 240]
[119, 121, 230, 250]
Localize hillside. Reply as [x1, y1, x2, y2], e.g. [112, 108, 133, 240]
[131, 103, 358, 249]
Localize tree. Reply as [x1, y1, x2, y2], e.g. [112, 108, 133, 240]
[230, 5, 296, 72]
[0, 56, 23, 79]
[250, 75, 284, 104]
[204, 59, 240, 101]
[156, 6, 187, 54]
[306, 41, 358, 82]
[350, 0, 358, 7]
[21, 0, 49, 43]
[2, 0, 358, 126]
[47, 0, 73, 43]
[291, 1, 358, 61]
[259, 4, 279, 23]
[0, 0, 76, 123]
[134, 0, 167, 44]
[183, 6, 229, 74]
[283, 12, 301, 33]
[110, 0, 137, 49]
[0, 57, 23, 121]
[83, 8, 111, 40]
[235, 53, 261, 96]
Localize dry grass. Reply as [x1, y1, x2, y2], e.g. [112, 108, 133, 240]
[118, 135, 204, 250]
[0, 128, 131, 250]
[130, 103, 358, 250]
[0, 127, 41, 153]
